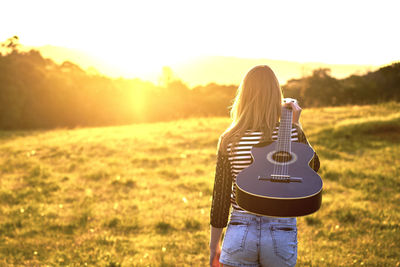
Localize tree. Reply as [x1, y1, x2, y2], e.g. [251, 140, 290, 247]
[302, 68, 341, 107]
[0, 36, 20, 54]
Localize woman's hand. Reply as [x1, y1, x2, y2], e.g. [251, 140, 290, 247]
[285, 101, 302, 126]
[209, 246, 221, 267]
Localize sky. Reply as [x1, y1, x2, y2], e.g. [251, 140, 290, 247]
[2, 0, 399, 80]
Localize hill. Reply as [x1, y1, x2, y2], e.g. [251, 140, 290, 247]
[0, 102, 399, 266]
[32, 45, 380, 86]
[1, 40, 399, 130]
[170, 55, 380, 87]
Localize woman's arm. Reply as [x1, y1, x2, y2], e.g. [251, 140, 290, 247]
[210, 150, 232, 227]
[210, 226, 223, 250]
[295, 125, 320, 172]
[286, 101, 320, 172]
[209, 226, 223, 266]
[209, 148, 232, 265]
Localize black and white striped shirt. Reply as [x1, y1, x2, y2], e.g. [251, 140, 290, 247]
[210, 124, 320, 228]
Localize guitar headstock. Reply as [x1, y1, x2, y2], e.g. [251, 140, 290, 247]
[283, 98, 298, 109]
[283, 98, 298, 104]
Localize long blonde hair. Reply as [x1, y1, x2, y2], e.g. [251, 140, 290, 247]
[219, 65, 283, 154]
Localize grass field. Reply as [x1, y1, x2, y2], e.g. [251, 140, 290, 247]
[0, 102, 399, 266]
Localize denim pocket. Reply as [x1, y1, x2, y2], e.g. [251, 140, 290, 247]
[222, 218, 250, 255]
[270, 224, 297, 262]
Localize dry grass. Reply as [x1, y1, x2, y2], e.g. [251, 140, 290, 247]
[0, 102, 399, 266]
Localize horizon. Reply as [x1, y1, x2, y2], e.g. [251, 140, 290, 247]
[2, 0, 399, 86]
[13, 42, 385, 87]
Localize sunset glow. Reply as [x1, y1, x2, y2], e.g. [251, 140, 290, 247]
[2, 0, 399, 84]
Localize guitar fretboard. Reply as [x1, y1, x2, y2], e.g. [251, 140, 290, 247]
[277, 107, 293, 153]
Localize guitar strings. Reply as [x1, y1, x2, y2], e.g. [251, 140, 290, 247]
[287, 109, 292, 178]
[275, 107, 290, 179]
[286, 108, 292, 178]
[273, 104, 293, 180]
[284, 107, 289, 177]
[283, 107, 292, 179]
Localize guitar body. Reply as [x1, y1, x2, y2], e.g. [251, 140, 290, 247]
[236, 141, 323, 217]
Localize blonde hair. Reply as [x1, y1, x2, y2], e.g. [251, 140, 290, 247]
[219, 65, 283, 154]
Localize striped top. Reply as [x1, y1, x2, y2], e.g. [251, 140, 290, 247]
[210, 124, 320, 228]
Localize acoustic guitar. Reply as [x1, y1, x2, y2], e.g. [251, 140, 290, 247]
[235, 98, 323, 217]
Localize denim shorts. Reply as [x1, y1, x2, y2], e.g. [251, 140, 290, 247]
[219, 210, 297, 267]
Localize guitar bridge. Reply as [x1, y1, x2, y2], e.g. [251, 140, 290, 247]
[258, 174, 303, 183]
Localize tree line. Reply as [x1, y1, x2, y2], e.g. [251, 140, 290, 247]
[0, 36, 399, 130]
[282, 65, 400, 107]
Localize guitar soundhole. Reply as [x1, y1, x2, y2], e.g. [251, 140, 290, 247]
[272, 151, 292, 163]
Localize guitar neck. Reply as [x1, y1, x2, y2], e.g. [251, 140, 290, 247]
[277, 107, 293, 152]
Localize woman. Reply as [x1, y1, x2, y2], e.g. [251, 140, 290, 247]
[209, 65, 319, 267]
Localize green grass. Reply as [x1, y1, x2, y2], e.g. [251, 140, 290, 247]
[0, 102, 399, 266]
